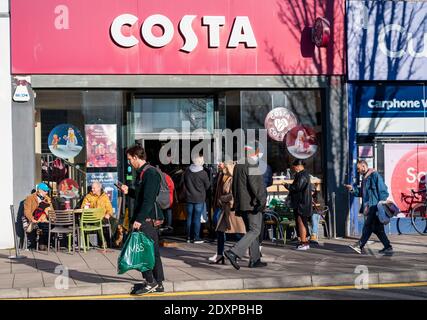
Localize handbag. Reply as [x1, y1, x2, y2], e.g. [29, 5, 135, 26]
[117, 231, 155, 274]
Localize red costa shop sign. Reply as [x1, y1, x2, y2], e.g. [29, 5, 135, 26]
[10, 0, 344, 75]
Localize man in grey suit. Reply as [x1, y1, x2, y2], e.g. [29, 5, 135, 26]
[224, 155, 267, 269]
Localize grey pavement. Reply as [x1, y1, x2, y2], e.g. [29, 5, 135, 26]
[0, 234, 426, 298]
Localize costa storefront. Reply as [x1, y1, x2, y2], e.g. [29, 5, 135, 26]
[347, 0, 427, 235]
[8, 0, 349, 241]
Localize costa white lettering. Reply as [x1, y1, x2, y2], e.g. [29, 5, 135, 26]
[110, 14, 257, 52]
[407, 167, 427, 184]
[379, 24, 427, 58]
[368, 99, 427, 110]
[202, 16, 225, 48]
[110, 14, 139, 47]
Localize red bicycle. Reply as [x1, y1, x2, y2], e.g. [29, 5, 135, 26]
[397, 189, 427, 235]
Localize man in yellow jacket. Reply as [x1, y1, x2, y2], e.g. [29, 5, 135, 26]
[81, 181, 118, 247]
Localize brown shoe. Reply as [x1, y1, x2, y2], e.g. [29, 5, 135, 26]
[38, 244, 47, 251]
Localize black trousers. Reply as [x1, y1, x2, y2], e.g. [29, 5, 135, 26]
[359, 206, 391, 249]
[138, 221, 165, 284]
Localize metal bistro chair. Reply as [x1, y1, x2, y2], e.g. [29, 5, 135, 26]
[312, 201, 330, 239]
[80, 208, 107, 252]
[101, 196, 123, 248]
[48, 210, 77, 253]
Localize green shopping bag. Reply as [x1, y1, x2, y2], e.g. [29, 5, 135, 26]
[117, 231, 155, 274]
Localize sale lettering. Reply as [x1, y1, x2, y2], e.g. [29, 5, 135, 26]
[406, 167, 427, 184]
[110, 14, 257, 52]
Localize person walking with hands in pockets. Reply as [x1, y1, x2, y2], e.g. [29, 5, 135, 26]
[120, 145, 165, 295]
[344, 160, 393, 255]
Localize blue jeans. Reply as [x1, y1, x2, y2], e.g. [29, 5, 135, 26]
[213, 207, 221, 226]
[311, 213, 320, 235]
[163, 208, 172, 227]
[186, 203, 204, 241]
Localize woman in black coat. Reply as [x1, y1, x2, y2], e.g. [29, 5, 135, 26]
[284, 159, 313, 251]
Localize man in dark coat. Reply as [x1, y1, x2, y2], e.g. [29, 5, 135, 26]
[284, 159, 313, 251]
[121, 145, 165, 295]
[224, 154, 267, 270]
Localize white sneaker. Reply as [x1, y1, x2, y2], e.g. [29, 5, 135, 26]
[194, 240, 205, 244]
[208, 254, 218, 262]
[349, 242, 362, 254]
[296, 244, 310, 251]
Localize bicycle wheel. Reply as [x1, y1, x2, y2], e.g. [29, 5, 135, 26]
[411, 205, 427, 235]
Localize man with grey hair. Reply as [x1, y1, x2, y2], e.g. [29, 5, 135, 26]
[224, 147, 267, 269]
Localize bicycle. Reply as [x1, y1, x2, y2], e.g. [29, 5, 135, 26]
[397, 189, 427, 236]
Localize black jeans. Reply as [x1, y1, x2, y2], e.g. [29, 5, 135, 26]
[138, 221, 165, 284]
[359, 206, 391, 249]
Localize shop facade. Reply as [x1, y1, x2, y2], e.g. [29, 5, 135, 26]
[347, 0, 427, 236]
[3, 0, 348, 248]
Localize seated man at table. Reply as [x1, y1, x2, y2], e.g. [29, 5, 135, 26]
[81, 181, 118, 247]
[23, 183, 53, 251]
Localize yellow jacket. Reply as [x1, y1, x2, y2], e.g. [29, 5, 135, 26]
[81, 192, 113, 216]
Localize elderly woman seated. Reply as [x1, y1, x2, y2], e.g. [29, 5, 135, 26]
[81, 181, 119, 247]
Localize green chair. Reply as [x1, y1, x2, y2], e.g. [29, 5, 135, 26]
[80, 208, 106, 252]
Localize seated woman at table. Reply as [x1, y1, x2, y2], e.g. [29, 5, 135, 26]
[81, 181, 118, 245]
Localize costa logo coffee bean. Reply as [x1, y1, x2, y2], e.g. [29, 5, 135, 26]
[264, 107, 297, 142]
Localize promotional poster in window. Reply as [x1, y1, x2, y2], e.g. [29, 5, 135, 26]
[85, 124, 118, 168]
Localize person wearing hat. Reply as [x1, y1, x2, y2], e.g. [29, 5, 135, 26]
[23, 183, 53, 250]
[284, 160, 313, 251]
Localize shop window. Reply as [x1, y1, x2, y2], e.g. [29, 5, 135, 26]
[131, 97, 214, 137]
[35, 90, 125, 214]
[240, 90, 323, 180]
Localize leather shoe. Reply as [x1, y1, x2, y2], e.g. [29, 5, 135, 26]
[248, 259, 267, 268]
[224, 250, 240, 270]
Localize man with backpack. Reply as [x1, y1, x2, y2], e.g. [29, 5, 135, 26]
[121, 145, 166, 295]
[344, 160, 393, 255]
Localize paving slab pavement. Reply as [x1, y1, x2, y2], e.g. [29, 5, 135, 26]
[0, 234, 425, 298]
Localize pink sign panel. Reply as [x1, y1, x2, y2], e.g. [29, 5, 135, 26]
[85, 124, 117, 168]
[384, 144, 427, 212]
[10, 0, 344, 75]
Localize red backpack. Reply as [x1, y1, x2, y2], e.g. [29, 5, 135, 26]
[140, 165, 175, 209]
